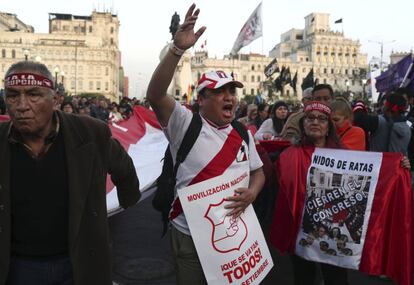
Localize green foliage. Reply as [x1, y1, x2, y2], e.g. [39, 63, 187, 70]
[77, 93, 106, 100]
[242, 95, 255, 104]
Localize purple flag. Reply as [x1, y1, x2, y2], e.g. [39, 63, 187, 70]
[375, 54, 414, 94]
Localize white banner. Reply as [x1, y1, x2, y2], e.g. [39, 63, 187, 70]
[178, 168, 273, 285]
[295, 148, 382, 269]
[230, 3, 263, 55]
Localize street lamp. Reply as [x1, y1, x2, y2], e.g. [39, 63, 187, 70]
[345, 80, 350, 92]
[61, 71, 65, 86]
[362, 79, 367, 100]
[35, 56, 42, 62]
[23, 49, 29, 61]
[53, 67, 60, 88]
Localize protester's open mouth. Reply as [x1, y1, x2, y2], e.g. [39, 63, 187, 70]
[223, 104, 233, 117]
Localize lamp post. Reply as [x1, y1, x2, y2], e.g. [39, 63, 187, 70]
[35, 56, 42, 62]
[345, 80, 350, 92]
[61, 71, 65, 86]
[53, 67, 60, 88]
[362, 79, 367, 100]
[23, 49, 29, 61]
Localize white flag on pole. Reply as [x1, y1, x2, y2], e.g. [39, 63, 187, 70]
[230, 2, 263, 55]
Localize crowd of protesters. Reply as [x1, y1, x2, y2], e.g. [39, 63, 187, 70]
[0, 5, 413, 283]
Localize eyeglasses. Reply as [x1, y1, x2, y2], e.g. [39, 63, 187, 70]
[305, 114, 329, 123]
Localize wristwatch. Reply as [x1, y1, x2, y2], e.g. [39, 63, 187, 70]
[169, 42, 185, 56]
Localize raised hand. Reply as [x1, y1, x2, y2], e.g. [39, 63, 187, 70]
[173, 4, 206, 51]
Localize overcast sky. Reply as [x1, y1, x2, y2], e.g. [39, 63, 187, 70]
[2, 0, 413, 98]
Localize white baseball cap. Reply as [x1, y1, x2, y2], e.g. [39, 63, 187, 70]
[196, 70, 243, 93]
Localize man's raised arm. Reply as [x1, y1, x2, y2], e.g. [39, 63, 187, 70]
[146, 4, 206, 126]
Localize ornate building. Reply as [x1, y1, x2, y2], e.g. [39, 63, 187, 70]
[269, 12, 368, 97]
[0, 11, 122, 102]
[170, 12, 368, 102]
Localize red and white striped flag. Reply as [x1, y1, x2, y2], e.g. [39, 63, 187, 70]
[270, 146, 413, 285]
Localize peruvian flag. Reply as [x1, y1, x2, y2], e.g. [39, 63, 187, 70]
[270, 146, 413, 285]
[106, 106, 168, 214]
[0, 109, 169, 215]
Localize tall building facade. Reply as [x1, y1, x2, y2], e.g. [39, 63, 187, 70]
[269, 12, 368, 97]
[170, 12, 368, 102]
[0, 11, 121, 102]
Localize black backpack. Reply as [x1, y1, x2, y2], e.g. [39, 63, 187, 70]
[152, 113, 249, 236]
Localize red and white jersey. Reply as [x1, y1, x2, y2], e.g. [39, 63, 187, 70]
[164, 102, 263, 235]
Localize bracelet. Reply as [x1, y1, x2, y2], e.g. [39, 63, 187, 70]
[169, 42, 185, 56]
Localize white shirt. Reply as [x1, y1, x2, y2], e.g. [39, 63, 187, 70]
[164, 102, 263, 235]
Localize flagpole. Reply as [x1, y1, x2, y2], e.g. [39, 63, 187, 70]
[399, 53, 414, 88]
[261, 1, 264, 56]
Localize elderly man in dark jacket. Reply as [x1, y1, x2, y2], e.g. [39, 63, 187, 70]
[0, 61, 140, 285]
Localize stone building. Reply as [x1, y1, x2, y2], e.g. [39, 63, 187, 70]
[0, 10, 122, 102]
[269, 12, 368, 97]
[170, 12, 368, 102]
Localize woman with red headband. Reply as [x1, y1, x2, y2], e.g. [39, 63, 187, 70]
[270, 101, 349, 285]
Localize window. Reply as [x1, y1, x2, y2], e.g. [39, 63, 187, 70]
[306, 57, 309, 62]
[286, 90, 290, 96]
[323, 79, 327, 84]
[105, 67, 109, 76]
[251, 75, 255, 82]
[334, 79, 337, 85]
[323, 68, 327, 74]
[89, 81, 93, 90]
[110, 38, 114, 45]
[96, 81, 101, 90]
[110, 27, 114, 34]
[78, 80, 83, 90]
[251, 65, 255, 71]
[243, 89, 246, 95]
[345, 69, 348, 75]
[257, 75, 261, 82]
[352, 80, 355, 86]
[251, 89, 254, 95]
[71, 80, 75, 89]
[243, 75, 247, 81]
[105, 82, 109, 91]
[78, 66, 83, 75]
[96, 67, 101, 75]
[89, 26, 93, 33]
[331, 69, 334, 74]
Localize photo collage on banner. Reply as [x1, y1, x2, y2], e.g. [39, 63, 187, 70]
[295, 148, 383, 269]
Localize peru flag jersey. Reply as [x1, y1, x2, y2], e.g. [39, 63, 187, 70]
[165, 102, 263, 235]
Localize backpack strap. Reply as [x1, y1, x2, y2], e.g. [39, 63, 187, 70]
[155, 113, 202, 237]
[173, 113, 202, 177]
[231, 120, 249, 145]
